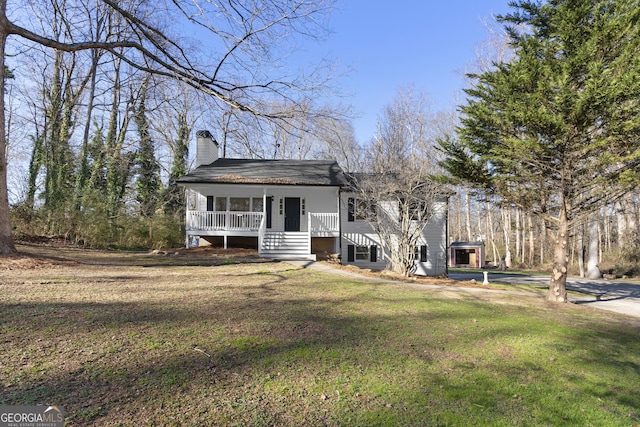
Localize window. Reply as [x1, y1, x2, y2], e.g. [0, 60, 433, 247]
[347, 244, 378, 263]
[347, 197, 355, 222]
[400, 199, 427, 221]
[215, 197, 227, 212]
[206, 196, 214, 212]
[356, 199, 371, 220]
[187, 191, 196, 210]
[355, 245, 369, 260]
[348, 197, 371, 222]
[229, 197, 250, 211]
[420, 245, 427, 262]
[252, 198, 263, 212]
[412, 246, 428, 262]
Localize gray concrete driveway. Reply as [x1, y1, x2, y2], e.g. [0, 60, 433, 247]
[449, 271, 640, 319]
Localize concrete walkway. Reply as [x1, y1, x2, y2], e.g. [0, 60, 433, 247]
[286, 260, 640, 319]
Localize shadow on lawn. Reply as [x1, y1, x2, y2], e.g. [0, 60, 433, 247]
[2, 266, 640, 425]
[13, 243, 273, 268]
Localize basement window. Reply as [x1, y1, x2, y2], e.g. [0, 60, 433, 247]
[355, 245, 369, 260]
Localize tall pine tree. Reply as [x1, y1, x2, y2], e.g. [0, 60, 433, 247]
[439, 0, 640, 302]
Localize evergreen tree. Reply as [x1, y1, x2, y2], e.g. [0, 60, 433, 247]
[439, 0, 640, 302]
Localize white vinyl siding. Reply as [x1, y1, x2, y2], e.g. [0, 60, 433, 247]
[341, 192, 448, 276]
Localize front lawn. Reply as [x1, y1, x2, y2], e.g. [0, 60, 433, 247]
[1, 246, 639, 426]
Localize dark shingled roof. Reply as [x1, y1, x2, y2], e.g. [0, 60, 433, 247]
[177, 158, 348, 186]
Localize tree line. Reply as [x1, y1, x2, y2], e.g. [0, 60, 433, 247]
[3, 0, 640, 302]
[3, 0, 344, 250]
[448, 190, 639, 276]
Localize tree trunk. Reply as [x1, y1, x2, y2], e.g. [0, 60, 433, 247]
[465, 189, 472, 241]
[74, 50, 100, 210]
[515, 208, 521, 265]
[586, 212, 601, 279]
[527, 213, 534, 266]
[502, 206, 512, 268]
[577, 223, 585, 278]
[487, 201, 499, 265]
[540, 217, 546, 265]
[617, 194, 638, 250]
[604, 206, 611, 253]
[616, 200, 627, 248]
[0, 13, 17, 255]
[547, 208, 569, 302]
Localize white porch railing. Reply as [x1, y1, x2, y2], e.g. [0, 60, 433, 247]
[309, 213, 339, 233]
[186, 211, 263, 231]
[187, 211, 339, 234]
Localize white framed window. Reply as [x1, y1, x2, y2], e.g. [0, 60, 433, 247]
[348, 244, 378, 262]
[355, 245, 369, 260]
[348, 197, 371, 221]
[215, 197, 227, 212]
[229, 197, 250, 211]
[252, 197, 263, 212]
[187, 191, 196, 210]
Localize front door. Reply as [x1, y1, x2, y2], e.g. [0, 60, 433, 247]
[266, 196, 273, 229]
[284, 197, 301, 231]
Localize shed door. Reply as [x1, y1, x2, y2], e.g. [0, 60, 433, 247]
[468, 252, 476, 267]
[284, 197, 301, 231]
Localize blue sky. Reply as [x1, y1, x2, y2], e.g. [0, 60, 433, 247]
[313, 0, 513, 143]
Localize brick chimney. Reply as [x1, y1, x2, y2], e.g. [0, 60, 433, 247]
[195, 130, 219, 167]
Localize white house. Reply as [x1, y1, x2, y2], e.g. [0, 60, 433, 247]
[177, 130, 448, 276]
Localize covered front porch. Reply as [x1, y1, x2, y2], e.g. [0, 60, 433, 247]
[186, 210, 339, 259]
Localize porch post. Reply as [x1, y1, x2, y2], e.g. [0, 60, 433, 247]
[308, 212, 312, 255]
[224, 235, 228, 249]
[185, 209, 189, 249]
[184, 191, 190, 248]
[259, 189, 266, 256]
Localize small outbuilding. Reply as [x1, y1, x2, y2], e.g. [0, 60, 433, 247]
[449, 241, 485, 268]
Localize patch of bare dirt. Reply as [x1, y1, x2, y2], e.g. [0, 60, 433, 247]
[150, 246, 269, 264]
[168, 245, 260, 257]
[0, 252, 78, 270]
[2, 243, 267, 271]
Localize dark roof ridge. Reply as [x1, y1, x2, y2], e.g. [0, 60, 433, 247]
[177, 157, 347, 186]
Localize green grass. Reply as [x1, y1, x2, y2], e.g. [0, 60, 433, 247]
[1, 246, 639, 426]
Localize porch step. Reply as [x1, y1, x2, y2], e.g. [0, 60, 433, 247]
[260, 232, 315, 260]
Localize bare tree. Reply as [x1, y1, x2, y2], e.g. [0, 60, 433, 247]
[0, 0, 338, 254]
[312, 115, 363, 172]
[352, 173, 447, 277]
[354, 87, 448, 276]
